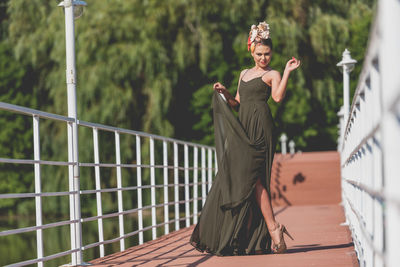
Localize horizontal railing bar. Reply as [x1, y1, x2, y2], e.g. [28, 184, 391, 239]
[0, 219, 79, 237]
[0, 158, 216, 172]
[82, 198, 203, 222]
[342, 124, 380, 167]
[6, 248, 80, 267]
[0, 102, 215, 150]
[80, 183, 208, 195]
[388, 89, 400, 113]
[0, 184, 209, 199]
[0, 102, 74, 123]
[344, 178, 400, 209]
[78, 120, 214, 149]
[0, 158, 74, 166]
[343, 193, 385, 261]
[344, 178, 384, 202]
[0, 191, 77, 199]
[79, 162, 214, 171]
[82, 214, 196, 251]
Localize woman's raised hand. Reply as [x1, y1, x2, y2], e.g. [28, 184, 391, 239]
[285, 57, 301, 72]
[213, 82, 227, 94]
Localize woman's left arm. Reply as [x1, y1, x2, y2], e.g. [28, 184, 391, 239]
[268, 58, 301, 103]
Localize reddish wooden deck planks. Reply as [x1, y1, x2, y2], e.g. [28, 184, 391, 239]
[90, 151, 359, 267]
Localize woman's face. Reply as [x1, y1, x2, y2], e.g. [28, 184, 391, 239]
[252, 44, 272, 68]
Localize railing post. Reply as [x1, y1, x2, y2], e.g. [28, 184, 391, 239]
[93, 128, 105, 257]
[149, 137, 157, 240]
[214, 149, 218, 175]
[207, 149, 212, 192]
[163, 141, 169, 234]
[380, 1, 400, 266]
[33, 115, 43, 267]
[288, 140, 295, 155]
[201, 147, 206, 206]
[63, 1, 83, 263]
[184, 144, 190, 227]
[337, 106, 344, 150]
[337, 48, 357, 120]
[136, 135, 144, 244]
[115, 131, 125, 251]
[193, 146, 199, 224]
[280, 134, 287, 155]
[174, 142, 180, 230]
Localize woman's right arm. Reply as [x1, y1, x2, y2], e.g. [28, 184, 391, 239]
[213, 70, 246, 111]
[213, 82, 240, 111]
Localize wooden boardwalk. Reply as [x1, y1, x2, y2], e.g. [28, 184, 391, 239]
[90, 151, 359, 267]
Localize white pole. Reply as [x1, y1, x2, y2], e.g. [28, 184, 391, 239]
[93, 128, 104, 257]
[214, 150, 218, 175]
[343, 65, 350, 121]
[115, 131, 125, 251]
[64, 1, 82, 264]
[288, 140, 295, 155]
[136, 135, 143, 244]
[337, 49, 357, 121]
[201, 148, 206, 206]
[163, 141, 169, 234]
[337, 106, 344, 150]
[184, 144, 190, 227]
[150, 137, 157, 240]
[33, 115, 43, 267]
[207, 149, 212, 192]
[174, 142, 180, 230]
[193, 146, 198, 224]
[280, 134, 287, 155]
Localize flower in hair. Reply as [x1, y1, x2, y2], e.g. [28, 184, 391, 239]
[250, 25, 258, 42]
[247, 21, 270, 51]
[258, 22, 270, 39]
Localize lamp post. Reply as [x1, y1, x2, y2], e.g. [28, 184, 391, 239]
[288, 140, 295, 155]
[337, 49, 357, 121]
[280, 133, 287, 155]
[58, 1, 87, 265]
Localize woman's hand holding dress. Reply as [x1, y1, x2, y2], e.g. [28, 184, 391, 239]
[213, 82, 240, 110]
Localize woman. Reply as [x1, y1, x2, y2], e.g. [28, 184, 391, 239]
[190, 22, 301, 255]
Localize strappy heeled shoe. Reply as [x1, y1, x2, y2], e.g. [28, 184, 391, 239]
[269, 222, 294, 254]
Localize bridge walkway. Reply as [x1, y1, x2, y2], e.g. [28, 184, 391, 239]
[90, 151, 359, 267]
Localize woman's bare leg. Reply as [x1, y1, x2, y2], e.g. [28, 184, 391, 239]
[254, 178, 280, 244]
[255, 178, 277, 229]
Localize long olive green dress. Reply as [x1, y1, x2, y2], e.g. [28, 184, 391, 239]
[190, 74, 278, 256]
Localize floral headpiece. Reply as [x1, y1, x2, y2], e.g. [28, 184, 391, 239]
[247, 22, 270, 52]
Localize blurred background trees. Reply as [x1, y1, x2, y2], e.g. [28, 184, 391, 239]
[0, 0, 375, 215]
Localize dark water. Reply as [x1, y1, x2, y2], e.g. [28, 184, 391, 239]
[0, 212, 183, 266]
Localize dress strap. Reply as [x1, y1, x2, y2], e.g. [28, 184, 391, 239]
[261, 69, 271, 77]
[238, 69, 250, 89]
[241, 69, 250, 80]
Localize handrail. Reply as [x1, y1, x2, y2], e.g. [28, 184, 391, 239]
[0, 101, 217, 266]
[337, 1, 400, 266]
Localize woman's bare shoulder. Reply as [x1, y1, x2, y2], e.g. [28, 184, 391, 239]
[263, 69, 280, 81]
[240, 69, 248, 77]
[262, 69, 280, 86]
[266, 69, 280, 77]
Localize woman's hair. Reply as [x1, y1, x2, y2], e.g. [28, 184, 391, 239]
[253, 37, 273, 50]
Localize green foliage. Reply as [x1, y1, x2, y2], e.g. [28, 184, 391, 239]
[0, 0, 376, 217]
[0, 40, 35, 214]
[190, 0, 376, 151]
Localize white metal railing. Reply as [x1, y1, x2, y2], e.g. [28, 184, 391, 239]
[0, 101, 216, 267]
[337, 1, 400, 267]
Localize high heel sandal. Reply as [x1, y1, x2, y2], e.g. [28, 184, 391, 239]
[269, 222, 294, 254]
